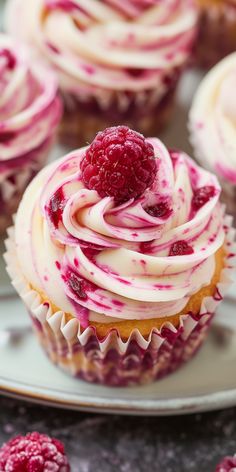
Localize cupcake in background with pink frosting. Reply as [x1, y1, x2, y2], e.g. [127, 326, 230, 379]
[189, 53, 236, 224]
[5, 0, 198, 147]
[5, 126, 235, 386]
[0, 34, 62, 234]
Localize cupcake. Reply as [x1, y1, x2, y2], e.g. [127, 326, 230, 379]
[5, 126, 235, 386]
[189, 53, 236, 223]
[195, 0, 236, 68]
[0, 34, 62, 234]
[5, 0, 198, 147]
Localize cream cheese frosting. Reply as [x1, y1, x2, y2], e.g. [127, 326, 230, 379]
[190, 53, 236, 185]
[5, 0, 198, 110]
[0, 34, 61, 163]
[14, 138, 224, 327]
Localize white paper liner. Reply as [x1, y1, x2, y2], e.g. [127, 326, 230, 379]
[4, 211, 236, 358]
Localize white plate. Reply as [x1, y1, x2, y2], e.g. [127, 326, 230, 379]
[1, 69, 236, 416]
[1, 281, 236, 415]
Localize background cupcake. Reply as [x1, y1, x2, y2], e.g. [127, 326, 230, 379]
[189, 52, 236, 223]
[0, 34, 62, 234]
[5, 126, 234, 386]
[5, 0, 198, 146]
[195, 0, 236, 68]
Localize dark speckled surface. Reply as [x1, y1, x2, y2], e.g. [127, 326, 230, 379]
[0, 397, 235, 471]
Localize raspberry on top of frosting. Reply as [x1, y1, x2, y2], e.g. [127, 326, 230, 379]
[80, 126, 157, 204]
[5, 0, 197, 108]
[15, 127, 224, 328]
[0, 34, 62, 162]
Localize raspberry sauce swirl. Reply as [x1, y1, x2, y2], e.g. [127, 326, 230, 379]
[5, 0, 197, 109]
[15, 138, 225, 328]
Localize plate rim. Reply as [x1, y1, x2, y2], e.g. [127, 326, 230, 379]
[1, 375, 236, 416]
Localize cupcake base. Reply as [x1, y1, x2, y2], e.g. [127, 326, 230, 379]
[31, 311, 212, 386]
[59, 78, 179, 148]
[195, 1, 236, 68]
[5, 213, 235, 387]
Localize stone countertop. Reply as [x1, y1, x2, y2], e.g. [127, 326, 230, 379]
[0, 397, 235, 471]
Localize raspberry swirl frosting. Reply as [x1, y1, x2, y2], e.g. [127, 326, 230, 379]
[15, 137, 225, 328]
[0, 34, 61, 163]
[190, 53, 236, 185]
[5, 0, 197, 109]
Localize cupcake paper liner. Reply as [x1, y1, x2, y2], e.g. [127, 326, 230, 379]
[4, 213, 236, 386]
[195, 2, 236, 68]
[0, 136, 54, 234]
[59, 68, 181, 147]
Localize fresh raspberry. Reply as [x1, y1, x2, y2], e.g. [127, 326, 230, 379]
[215, 455, 236, 471]
[145, 202, 171, 219]
[80, 126, 157, 204]
[0, 432, 70, 472]
[192, 186, 216, 211]
[169, 240, 194, 256]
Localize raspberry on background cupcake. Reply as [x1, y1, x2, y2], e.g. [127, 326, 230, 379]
[5, 126, 235, 386]
[0, 34, 62, 234]
[5, 0, 198, 147]
[189, 52, 236, 224]
[195, 0, 236, 68]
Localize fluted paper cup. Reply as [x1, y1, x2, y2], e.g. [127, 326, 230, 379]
[4, 214, 236, 386]
[195, 2, 236, 68]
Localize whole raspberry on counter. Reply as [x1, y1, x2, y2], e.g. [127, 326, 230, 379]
[80, 125, 157, 204]
[215, 454, 236, 471]
[0, 431, 70, 471]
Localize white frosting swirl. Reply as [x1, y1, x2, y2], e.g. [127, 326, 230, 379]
[0, 34, 61, 162]
[15, 138, 225, 327]
[190, 53, 236, 184]
[5, 0, 197, 109]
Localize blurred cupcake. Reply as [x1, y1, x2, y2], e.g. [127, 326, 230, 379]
[5, 126, 235, 386]
[0, 34, 62, 234]
[5, 0, 198, 146]
[195, 0, 236, 68]
[189, 53, 236, 223]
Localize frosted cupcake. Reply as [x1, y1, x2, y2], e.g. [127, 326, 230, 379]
[5, 0, 198, 146]
[5, 126, 234, 386]
[195, 0, 236, 68]
[190, 53, 236, 223]
[0, 34, 62, 234]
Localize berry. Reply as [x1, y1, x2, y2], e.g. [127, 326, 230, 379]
[145, 202, 171, 219]
[0, 48, 16, 69]
[215, 455, 236, 471]
[0, 131, 16, 143]
[169, 240, 194, 256]
[80, 126, 157, 204]
[0, 432, 70, 472]
[192, 186, 215, 211]
[65, 268, 87, 300]
[48, 187, 65, 228]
